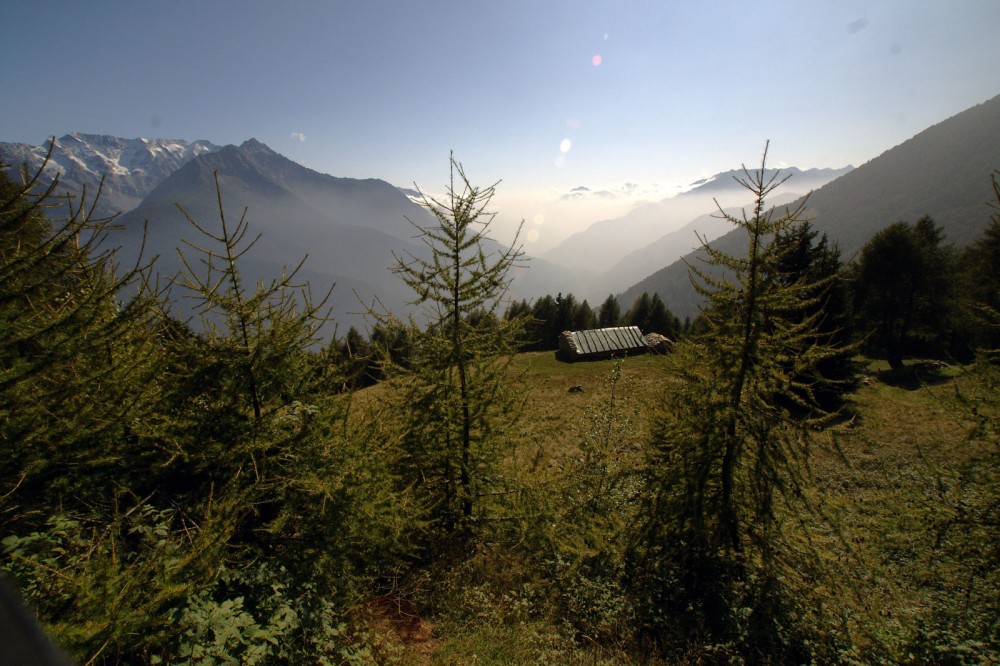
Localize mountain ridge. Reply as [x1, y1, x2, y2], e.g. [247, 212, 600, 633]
[0, 133, 220, 216]
[620, 93, 1000, 320]
[541, 165, 852, 275]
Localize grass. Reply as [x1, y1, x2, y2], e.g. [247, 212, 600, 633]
[806, 360, 999, 659]
[512, 351, 664, 460]
[360, 353, 999, 664]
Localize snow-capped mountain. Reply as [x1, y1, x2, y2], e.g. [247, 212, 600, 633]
[0, 133, 219, 217]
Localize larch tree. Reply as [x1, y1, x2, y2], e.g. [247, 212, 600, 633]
[386, 154, 527, 546]
[629, 143, 851, 661]
[0, 148, 161, 522]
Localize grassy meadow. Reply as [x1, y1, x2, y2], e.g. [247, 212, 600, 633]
[366, 352, 998, 664]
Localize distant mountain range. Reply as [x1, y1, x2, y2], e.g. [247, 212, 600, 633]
[113, 139, 477, 330]
[5, 92, 997, 331]
[620, 93, 1000, 320]
[542, 166, 852, 278]
[0, 133, 219, 217]
[2, 135, 582, 330]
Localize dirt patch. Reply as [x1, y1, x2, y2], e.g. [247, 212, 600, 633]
[366, 595, 438, 662]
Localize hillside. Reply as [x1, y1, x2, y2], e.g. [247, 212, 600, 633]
[542, 166, 849, 278]
[358, 352, 999, 663]
[622, 93, 1000, 319]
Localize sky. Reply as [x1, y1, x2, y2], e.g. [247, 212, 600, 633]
[3, 0, 999, 252]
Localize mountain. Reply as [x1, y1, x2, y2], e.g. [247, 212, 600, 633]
[114, 139, 580, 330]
[541, 166, 851, 275]
[601, 191, 804, 294]
[1, 133, 584, 328]
[0, 133, 219, 217]
[113, 139, 442, 329]
[621, 93, 1000, 320]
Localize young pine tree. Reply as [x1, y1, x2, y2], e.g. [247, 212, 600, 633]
[0, 153, 160, 522]
[630, 144, 851, 661]
[385, 154, 527, 548]
[139, 173, 411, 660]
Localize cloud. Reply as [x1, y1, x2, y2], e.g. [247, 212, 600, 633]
[290, 132, 306, 142]
[559, 181, 652, 202]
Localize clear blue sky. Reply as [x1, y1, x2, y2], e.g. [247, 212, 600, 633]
[3, 0, 999, 250]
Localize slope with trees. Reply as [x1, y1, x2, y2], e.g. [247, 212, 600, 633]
[1, 160, 410, 663]
[624, 93, 1000, 321]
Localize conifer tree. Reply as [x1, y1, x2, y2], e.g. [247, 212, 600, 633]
[597, 294, 621, 328]
[0, 151, 160, 520]
[574, 298, 597, 331]
[554, 292, 577, 334]
[771, 221, 857, 407]
[1, 159, 409, 663]
[624, 292, 652, 331]
[386, 154, 527, 544]
[854, 216, 953, 368]
[161, 172, 333, 477]
[529, 294, 559, 349]
[630, 144, 849, 660]
[131, 173, 410, 659]
[961, 172, 1000, 356]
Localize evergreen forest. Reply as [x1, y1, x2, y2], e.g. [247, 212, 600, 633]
[2, 146, 998, 664]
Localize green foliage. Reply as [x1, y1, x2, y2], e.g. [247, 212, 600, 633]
[853, 216, 955, 369]
[630, 145, 851, 661]
[0, 153, 161, 521]
[958, 171, 1000, 359]
[597, 293, 621, 328]
[523, 294, 558, 350]
[624, 291, 681, 338]
[382, 154, 527, 547]
[2, 497, 234, 662]
[5, 140, 995, 663]
[540, 360, 644, 644]
[771, 221, 859, 408]
[2, 160, 410, 663]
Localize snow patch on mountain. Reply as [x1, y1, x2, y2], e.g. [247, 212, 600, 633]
[0, 133, 221, 216]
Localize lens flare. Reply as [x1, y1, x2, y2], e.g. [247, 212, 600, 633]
[533, 213, 545, 225]
[526, 229, 540, 243]
[592, 54, 602, 66]
[560, 138, 571, 153]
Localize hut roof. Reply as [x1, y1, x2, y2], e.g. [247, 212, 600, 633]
[558, 326, 648, 361]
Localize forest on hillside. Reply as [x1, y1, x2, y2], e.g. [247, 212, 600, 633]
[2, 148, 998, 664]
